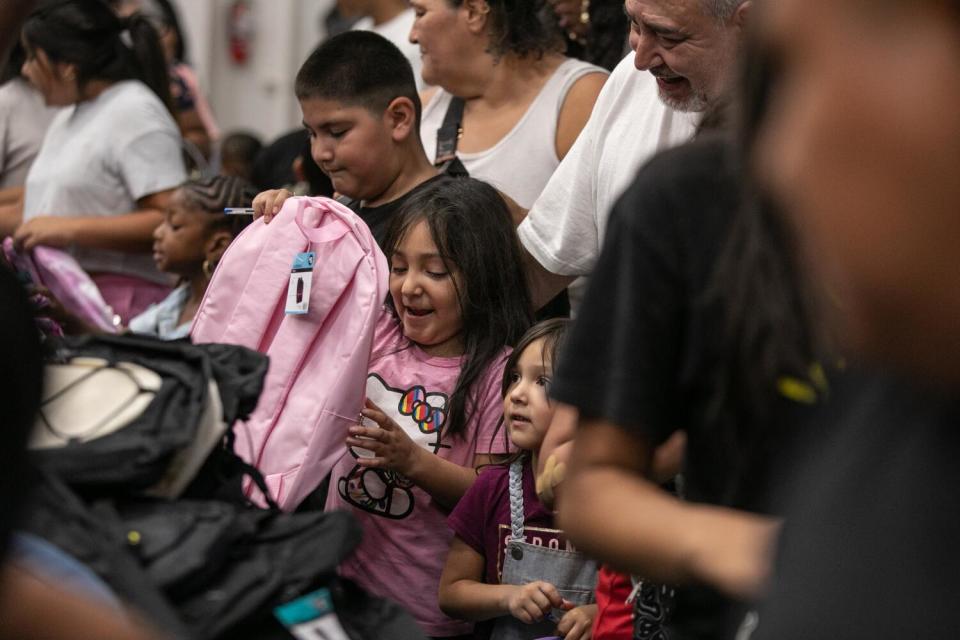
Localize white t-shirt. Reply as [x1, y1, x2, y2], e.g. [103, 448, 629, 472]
[0, 79, 59, 189]
[517, 53, 699, 277]
[24, 80, 186, 283]
[420, 58, 607, 209]
[352, 9, 426, 91]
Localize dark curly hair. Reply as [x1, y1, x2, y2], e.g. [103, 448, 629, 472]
[447, 0, 563, 59]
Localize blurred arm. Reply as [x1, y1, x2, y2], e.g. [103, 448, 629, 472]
[557, 418, 779, 600]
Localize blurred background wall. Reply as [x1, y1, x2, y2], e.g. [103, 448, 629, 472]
[172, 0, 337, 141]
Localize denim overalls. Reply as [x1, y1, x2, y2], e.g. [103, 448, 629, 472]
[490, 459, 598, 640]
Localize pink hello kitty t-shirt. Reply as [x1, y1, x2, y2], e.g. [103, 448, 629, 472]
[325, 309, 511, 637]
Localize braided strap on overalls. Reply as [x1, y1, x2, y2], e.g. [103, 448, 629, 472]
[508, 457, 526, 543]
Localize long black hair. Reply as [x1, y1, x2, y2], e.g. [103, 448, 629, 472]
[382, 176, 534, 440]
[22, 0, 173, 114]
[139, 0, 187, 62]
[706, 27, 823, 495]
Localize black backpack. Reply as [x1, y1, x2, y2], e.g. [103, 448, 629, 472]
[32, 334, 268, 496]
[24, 468, 426, 640]
[23, 335, 427, 640]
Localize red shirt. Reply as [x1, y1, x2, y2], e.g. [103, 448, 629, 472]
[593, 565, 634, 640]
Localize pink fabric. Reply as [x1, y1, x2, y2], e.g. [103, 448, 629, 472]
[2, 238, 121, 332]
[92, 273, 171, 325]
[190, 196, 388, 511]
[327, 311, 511, 637]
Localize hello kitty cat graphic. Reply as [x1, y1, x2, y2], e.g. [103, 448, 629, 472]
[337, 373, 449, 519]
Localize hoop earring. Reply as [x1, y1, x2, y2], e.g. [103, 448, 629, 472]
[202, 259, 215, 279]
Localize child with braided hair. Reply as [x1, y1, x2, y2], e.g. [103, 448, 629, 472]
[127, 175, 257, 339]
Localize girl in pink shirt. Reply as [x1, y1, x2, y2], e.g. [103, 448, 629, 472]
[324, 176, 534, 638]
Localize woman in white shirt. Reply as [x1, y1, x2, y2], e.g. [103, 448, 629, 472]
[13, 0, 186, 322]
[413, 0, 608, 211]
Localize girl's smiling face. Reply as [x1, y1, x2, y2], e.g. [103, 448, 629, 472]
[503, 337, 554, 454]
[389, 219, 465, 357]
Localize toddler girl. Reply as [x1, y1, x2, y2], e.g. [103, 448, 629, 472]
[439, 319, 598, 640]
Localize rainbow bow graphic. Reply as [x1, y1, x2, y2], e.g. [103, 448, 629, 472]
[398, 386, 445, 434]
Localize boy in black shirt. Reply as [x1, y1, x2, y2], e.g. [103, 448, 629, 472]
[253, 31, 464, 248]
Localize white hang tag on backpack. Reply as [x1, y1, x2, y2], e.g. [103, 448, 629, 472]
[274, 587, 350, 640]
[286, 251, 316, 315]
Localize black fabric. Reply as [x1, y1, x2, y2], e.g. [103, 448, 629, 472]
[755, 371, 960, 639]
[551, 139, 820, 640]
[0, 266, 44, 562]
[173, 508, 361, 639]
[22, 473, 403, 640]
[434, 96, 465, 168]
[35, 335, 211, 491]
[33, 335, 268, 495]
[198, 341, 270, 424]
[340, 161, 469, 250]
[116, 499, 254, 600]
[21, 474, 193, 638]
[554, 139, 743, 507]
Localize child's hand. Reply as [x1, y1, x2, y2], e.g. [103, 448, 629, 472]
[556, 603, 597, 640]
[251, 189, 294, 224]
[345, 399, 424, 476]
[504, 581, 566, 624]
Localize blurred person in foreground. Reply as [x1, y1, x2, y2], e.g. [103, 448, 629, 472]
[0, 265, 160, 640]
[749, 0, 960, 637]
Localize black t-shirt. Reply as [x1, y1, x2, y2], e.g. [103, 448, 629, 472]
[554, 137, 753, 508]
[552, 138, 822, 639]
[755, 370, 960, 639]
[343, 159, 468, 250]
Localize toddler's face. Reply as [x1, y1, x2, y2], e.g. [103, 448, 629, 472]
[389, 220, 464, 357]
[300, 97, 396, 203]
[152, 192, 208, 277]
[503, 337, 554, 454]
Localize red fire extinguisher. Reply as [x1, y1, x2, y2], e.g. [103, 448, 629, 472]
[228, 0, 254, 65]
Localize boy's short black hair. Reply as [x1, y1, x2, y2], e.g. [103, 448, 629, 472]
[295, 30, 421, 126]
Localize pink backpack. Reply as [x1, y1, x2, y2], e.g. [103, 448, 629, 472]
[191, 197, 389, 510]
[2, 238, 119, 333]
